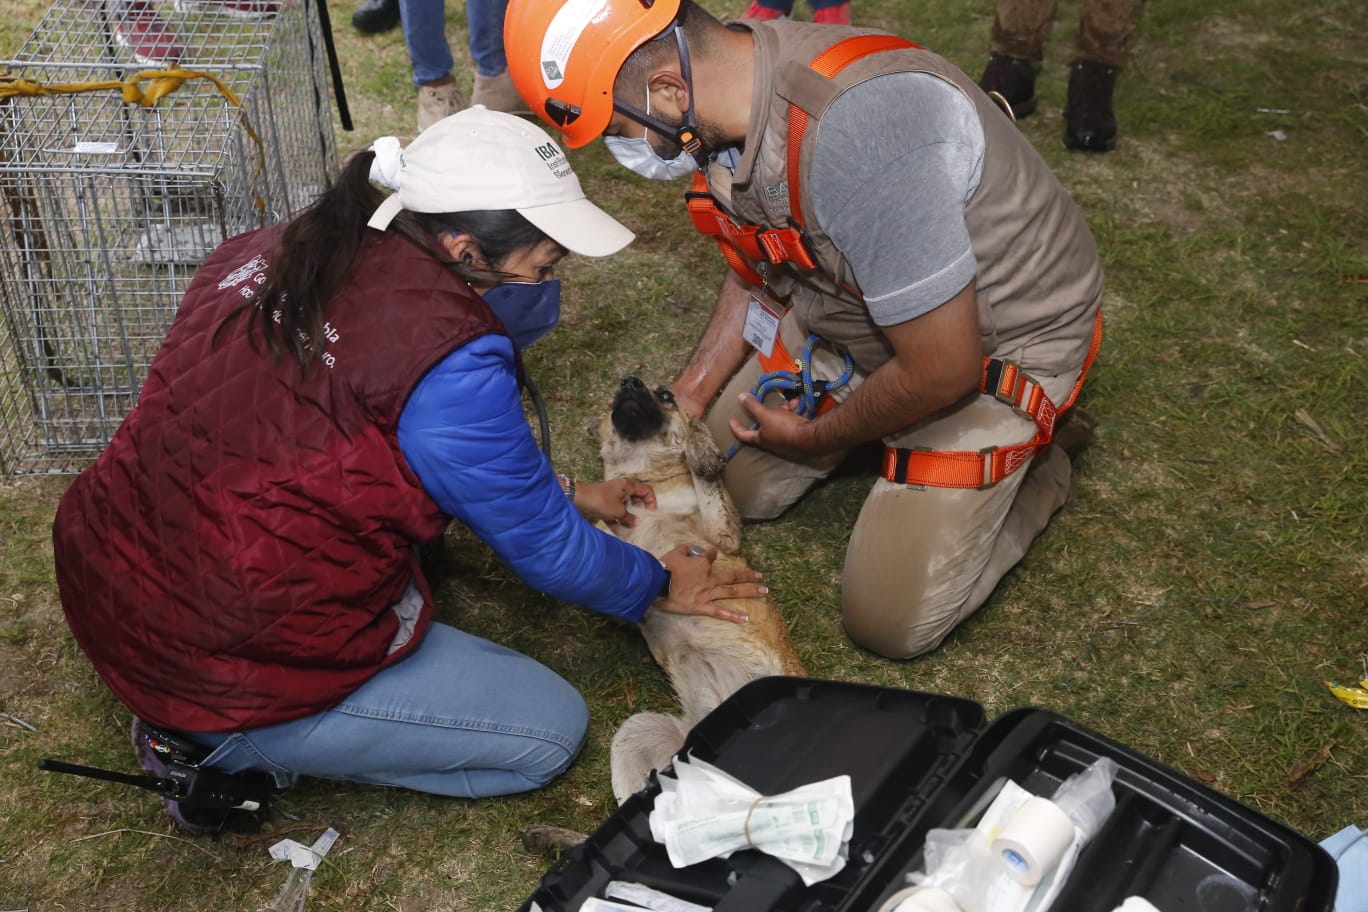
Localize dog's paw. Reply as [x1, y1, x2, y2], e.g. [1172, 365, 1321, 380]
[518, 824, 588, 860]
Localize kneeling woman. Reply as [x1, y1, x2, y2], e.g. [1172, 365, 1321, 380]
[51, 108, 760, 820]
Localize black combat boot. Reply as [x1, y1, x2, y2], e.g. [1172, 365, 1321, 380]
[351, 0, 400, 34]
[1064, 60, 1119, 152]
[978, 53, 1038, 119]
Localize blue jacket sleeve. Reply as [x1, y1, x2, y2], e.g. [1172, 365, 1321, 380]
[397, 334, 664, 622]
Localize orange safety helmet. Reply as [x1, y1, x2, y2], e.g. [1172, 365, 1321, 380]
[504, 0, 683, 148]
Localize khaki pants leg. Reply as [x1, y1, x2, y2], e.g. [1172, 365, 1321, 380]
[990, 0, 1058, 64]
[841, 368, 1080, 660]
[1074, 0, 1143, 67]
[703, 313, 858, 521]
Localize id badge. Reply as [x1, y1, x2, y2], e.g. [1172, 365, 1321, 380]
[742, 290, 785, 358]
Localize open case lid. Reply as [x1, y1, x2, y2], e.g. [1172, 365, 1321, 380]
[521, 677, 1337, 912]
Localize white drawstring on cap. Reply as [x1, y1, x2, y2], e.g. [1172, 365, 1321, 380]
[368, 136, 403, 190]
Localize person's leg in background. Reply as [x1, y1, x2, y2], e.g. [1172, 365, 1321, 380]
[400, 0, 467, 132]
[467, 0, 528, 113]
[741, 0, 851, 23]
[978, 0, 1057, 119]
[840, 368, 1081, 660]
[741, 0, 793, 23]
[1064, 0, 1144, 151]
[806, 0, 851, 25]
[188, 623, 589, 798]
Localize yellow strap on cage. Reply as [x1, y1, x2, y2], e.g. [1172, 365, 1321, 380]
[0, 68, 268, 214]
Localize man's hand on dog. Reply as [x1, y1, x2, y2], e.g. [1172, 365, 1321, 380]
[729, 392, 811, 461]
[575, 478, 656, 527]
[658, 543, 763, 625]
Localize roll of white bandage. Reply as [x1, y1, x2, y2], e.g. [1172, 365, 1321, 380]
[991, 795, 1077, 886]
[876, 885, 963, 912]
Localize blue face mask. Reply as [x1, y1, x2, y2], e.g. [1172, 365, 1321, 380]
[482, 279, 561, 350]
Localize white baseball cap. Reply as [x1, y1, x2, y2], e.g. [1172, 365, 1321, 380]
[365, 106, 634, 257]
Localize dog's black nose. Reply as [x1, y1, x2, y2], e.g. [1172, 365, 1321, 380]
[621, 377, 646, 391]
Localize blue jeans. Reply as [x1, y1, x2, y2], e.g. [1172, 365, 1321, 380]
[754, 0, 846, 11]
[399, 0, 510, 84]
[188, 623, 589, 798]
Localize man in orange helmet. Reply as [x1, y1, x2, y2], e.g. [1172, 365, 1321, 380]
[504, 0, 1104, 660]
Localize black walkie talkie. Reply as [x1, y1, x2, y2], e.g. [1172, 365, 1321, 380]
[38, 724, 281, 823]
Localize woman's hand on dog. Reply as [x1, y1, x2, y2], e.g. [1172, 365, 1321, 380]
[658, 544, 763, 625]
[575, 478, 656, 527]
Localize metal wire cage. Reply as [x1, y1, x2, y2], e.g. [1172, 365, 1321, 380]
[0, 0, 337, 474]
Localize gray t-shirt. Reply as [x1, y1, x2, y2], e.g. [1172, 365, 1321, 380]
[808, 71, 985, 326]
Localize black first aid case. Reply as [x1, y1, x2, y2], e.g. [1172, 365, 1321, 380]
[519, 677, 1337, 912]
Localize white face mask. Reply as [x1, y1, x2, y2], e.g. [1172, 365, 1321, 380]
[605, 135, 697, 180]
[604, 89, 699, 181]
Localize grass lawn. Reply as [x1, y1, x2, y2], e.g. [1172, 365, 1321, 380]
[1, 0, 1365, 908]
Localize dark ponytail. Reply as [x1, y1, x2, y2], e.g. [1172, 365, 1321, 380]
[223, 150, 549, 372]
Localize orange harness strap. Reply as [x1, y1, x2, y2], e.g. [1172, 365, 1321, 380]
[685, 35, 919, 284]
[786, 35, 918, 232]
[882, 310, 1104, 489]
[685, 173, 815, 287]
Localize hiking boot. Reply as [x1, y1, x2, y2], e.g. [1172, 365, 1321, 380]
[978, 53, 1037, 119]
[416, 80, 466, 132]
[351, 0, 399, 33]
[471, 70, 530, 115]
[1064, 60, 1118, 152]
[106, 0, 184, 66]
[175, 0, 281, 16]
[812, 2, 851, 25]
[741, 1, 788, 20]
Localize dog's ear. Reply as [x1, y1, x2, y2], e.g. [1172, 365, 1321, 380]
[682, 415, 725, 482]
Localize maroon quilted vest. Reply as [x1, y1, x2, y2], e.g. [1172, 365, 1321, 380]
[52, 225, 506, 731]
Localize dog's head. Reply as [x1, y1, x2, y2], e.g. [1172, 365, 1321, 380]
[593, 377, 725, 484]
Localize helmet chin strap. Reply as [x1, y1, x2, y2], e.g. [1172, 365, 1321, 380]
[613, 23, 710, 169]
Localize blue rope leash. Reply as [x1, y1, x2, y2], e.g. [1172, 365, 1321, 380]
[723, 334, 855, 462]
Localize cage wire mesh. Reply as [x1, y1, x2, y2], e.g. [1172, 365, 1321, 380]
[0, 0, 337, 474]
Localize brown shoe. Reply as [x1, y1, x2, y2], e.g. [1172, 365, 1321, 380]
[416, 81, 466, 132]
[470, 70, 530, 115]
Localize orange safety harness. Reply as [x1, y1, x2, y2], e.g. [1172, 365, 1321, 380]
[881, 315, 1103, 488]
[686, 34, 1102, 489]
[684, 34, 919, 288]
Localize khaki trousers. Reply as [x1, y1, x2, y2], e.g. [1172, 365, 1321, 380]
[990, 0, 1144, 69]
[704, 313, 1080, 660]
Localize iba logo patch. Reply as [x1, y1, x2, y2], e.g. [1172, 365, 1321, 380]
[533, 141, 573, 180]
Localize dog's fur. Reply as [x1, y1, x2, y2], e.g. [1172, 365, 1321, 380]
[594, 378, 805, 803]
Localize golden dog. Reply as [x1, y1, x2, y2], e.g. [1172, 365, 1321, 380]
[594, 377, 805, 803]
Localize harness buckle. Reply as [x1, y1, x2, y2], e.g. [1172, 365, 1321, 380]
[886, 446, 933, 490]
[984, 358, 1026, 408]
[784, 217, 820, 271]
[978, 446, 1001, 489]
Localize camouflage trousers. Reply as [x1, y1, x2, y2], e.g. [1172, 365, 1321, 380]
[990, 0, 1144, 69]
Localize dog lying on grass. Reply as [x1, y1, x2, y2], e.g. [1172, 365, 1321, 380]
[594, 376, 806, 804]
